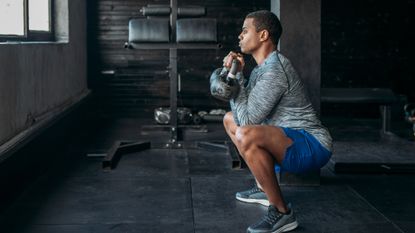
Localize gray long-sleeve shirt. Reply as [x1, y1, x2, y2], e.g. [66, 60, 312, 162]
[228, 51, 332, 152]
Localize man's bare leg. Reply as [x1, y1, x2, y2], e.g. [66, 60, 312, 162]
[223, 112, 293, 213]
[223, 112, 262, 188]
[223, 112, 239, 147]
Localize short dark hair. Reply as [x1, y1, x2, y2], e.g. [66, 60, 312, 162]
[246, 10, 283, 46]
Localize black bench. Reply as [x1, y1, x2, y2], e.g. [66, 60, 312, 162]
[321, 88, 398, 134]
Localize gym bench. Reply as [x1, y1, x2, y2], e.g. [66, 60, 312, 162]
[321, 88, 398, 134]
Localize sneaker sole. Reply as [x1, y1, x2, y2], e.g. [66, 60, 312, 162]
[274, 220, 299, 233]
[247, 221, 299, 233]
[236, 196, 270, 206]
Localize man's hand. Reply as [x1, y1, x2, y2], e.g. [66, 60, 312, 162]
[223, 51, 245, 73]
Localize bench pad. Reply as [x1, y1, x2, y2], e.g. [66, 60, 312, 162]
[321, 88, 396, 104]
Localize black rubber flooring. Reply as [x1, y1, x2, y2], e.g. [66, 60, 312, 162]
[326, 118, 415, 173]
[0, 118, 414, 233]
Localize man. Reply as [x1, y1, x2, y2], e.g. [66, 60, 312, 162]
[211, 10, 332, 233]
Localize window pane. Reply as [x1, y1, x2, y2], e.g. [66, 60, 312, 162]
[0, 0, 24, 35]
[29, 0, 50, 31]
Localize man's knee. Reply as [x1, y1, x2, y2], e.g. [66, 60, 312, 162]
[235, 126, 256, 154]
[223, 112, 234, 128]
[236, 127, 262, 165]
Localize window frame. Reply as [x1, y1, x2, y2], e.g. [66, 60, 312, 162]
[0, 0, 54, 42]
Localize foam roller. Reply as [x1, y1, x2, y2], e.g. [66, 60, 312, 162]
[128, 19, 170, 42]
[177, 6, 206, 17]
[141, 6, 171, 16]
[176, 18, 217, 42]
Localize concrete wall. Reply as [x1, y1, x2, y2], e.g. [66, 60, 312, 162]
[279, 0, 321, 113]
[0, 0, 88, 146]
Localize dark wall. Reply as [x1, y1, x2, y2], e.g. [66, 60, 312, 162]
[90, 0, 269, 117]
[322, 0, 415, 102]
[89, 0, 415, 118]
[280, 0, 321, 113]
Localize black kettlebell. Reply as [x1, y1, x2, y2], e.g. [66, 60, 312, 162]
[210, 60, 240, 101]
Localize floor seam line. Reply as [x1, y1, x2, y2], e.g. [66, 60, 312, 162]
[189, 176, 196, 233]
[347, 185, 406, 233]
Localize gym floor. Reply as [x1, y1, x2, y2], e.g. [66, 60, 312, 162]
[0, 117, 414, 233]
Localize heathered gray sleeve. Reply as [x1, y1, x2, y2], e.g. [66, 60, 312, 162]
[230, 69, 288, 126]
[224, 51, 332, 151]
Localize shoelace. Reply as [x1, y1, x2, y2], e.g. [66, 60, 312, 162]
[248, 186, 262, 194]
[263, 208, 283, 225]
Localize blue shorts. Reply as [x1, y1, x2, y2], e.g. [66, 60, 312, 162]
[275, 127, 332, 174]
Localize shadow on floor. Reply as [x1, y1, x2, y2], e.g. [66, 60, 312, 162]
[0, 117, 414, 233]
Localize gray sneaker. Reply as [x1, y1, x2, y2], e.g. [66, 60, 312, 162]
[247, 204, 298, 233]
[236, 185, 270, 206]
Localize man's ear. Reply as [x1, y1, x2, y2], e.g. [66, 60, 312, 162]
[259, 30, 270, 42]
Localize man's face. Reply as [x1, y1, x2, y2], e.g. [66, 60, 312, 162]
[238, 18, 261, 54]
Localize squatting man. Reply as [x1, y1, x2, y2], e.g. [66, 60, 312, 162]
[210, 10, 333, 233]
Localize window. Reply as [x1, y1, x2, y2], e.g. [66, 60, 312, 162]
[0, 0, 53, 41]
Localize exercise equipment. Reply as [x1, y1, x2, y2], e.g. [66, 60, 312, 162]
[128, 19, 170, 42]
[176, 18, 217, 42]
[210, 59, 240, 101]
[194, 109, 226, 123]
[154, 107, 193, 125]
[321, 88, 397, 135]
[141, 6, 171, 16]
[141, 5, 205, 17]
[178, 6, 206, 17]
[99, 0, 222, 170]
